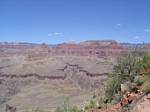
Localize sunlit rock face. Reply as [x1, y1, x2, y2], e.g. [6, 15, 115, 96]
[25, 40, 125, 59]
[0, 40, 150, 58]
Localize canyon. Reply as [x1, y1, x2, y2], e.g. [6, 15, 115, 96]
[0, 40, 149, 112]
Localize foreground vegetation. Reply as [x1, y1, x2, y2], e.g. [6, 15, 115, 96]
[106, 50, 150, 102]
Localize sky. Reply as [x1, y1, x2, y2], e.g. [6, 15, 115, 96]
[0, 0, 150, 44]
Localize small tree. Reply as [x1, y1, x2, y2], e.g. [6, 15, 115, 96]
[105, 50, 145, 103]
[113, 52, 141, 84]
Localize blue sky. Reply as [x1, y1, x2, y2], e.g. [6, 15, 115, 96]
[0, 0, 150, 44]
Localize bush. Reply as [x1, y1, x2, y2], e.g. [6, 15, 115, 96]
[69, 106, 81, 112]
[105, 50, 150, 102]
[134, 76, 144, 86]
[138, 55, 150, 75]
[113, 53, 140, 84]
[84, 100, 96, 110]
[98, 97, 104, 108]
[89, 100, 96, 108]
[111, 94, 121, 105]
[105, 77, 120, 102]
[141, 73, 150, 94]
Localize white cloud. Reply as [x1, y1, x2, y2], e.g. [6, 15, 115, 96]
[48, 32, 63, 37]
[134, 36, 140, 39]
[116, 24, 121, 26]
[144, 29, 150, 32]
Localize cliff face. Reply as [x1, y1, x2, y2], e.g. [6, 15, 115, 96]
[0, 40, 149, 89]
[0, 40, 149, 58]
[0, 41, 121, 56]
[26, 40, 125, 59]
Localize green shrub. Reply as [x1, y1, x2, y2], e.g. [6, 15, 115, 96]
[84, 100, 96, 110]
[105, 51, 150, 103]
[105, 77, 119, 102]
[111, 94, 121, 105]
[98, 97, 104, 108]
[134, 76, 145, 86]
[141, 73, 150, 94]
[89, 100, 96, 108]
[69, 106, 81, 112]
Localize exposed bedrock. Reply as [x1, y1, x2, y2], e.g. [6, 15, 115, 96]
[0, 63, 108, 90]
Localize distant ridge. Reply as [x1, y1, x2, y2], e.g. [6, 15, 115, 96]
[0, 40, 149, 46]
